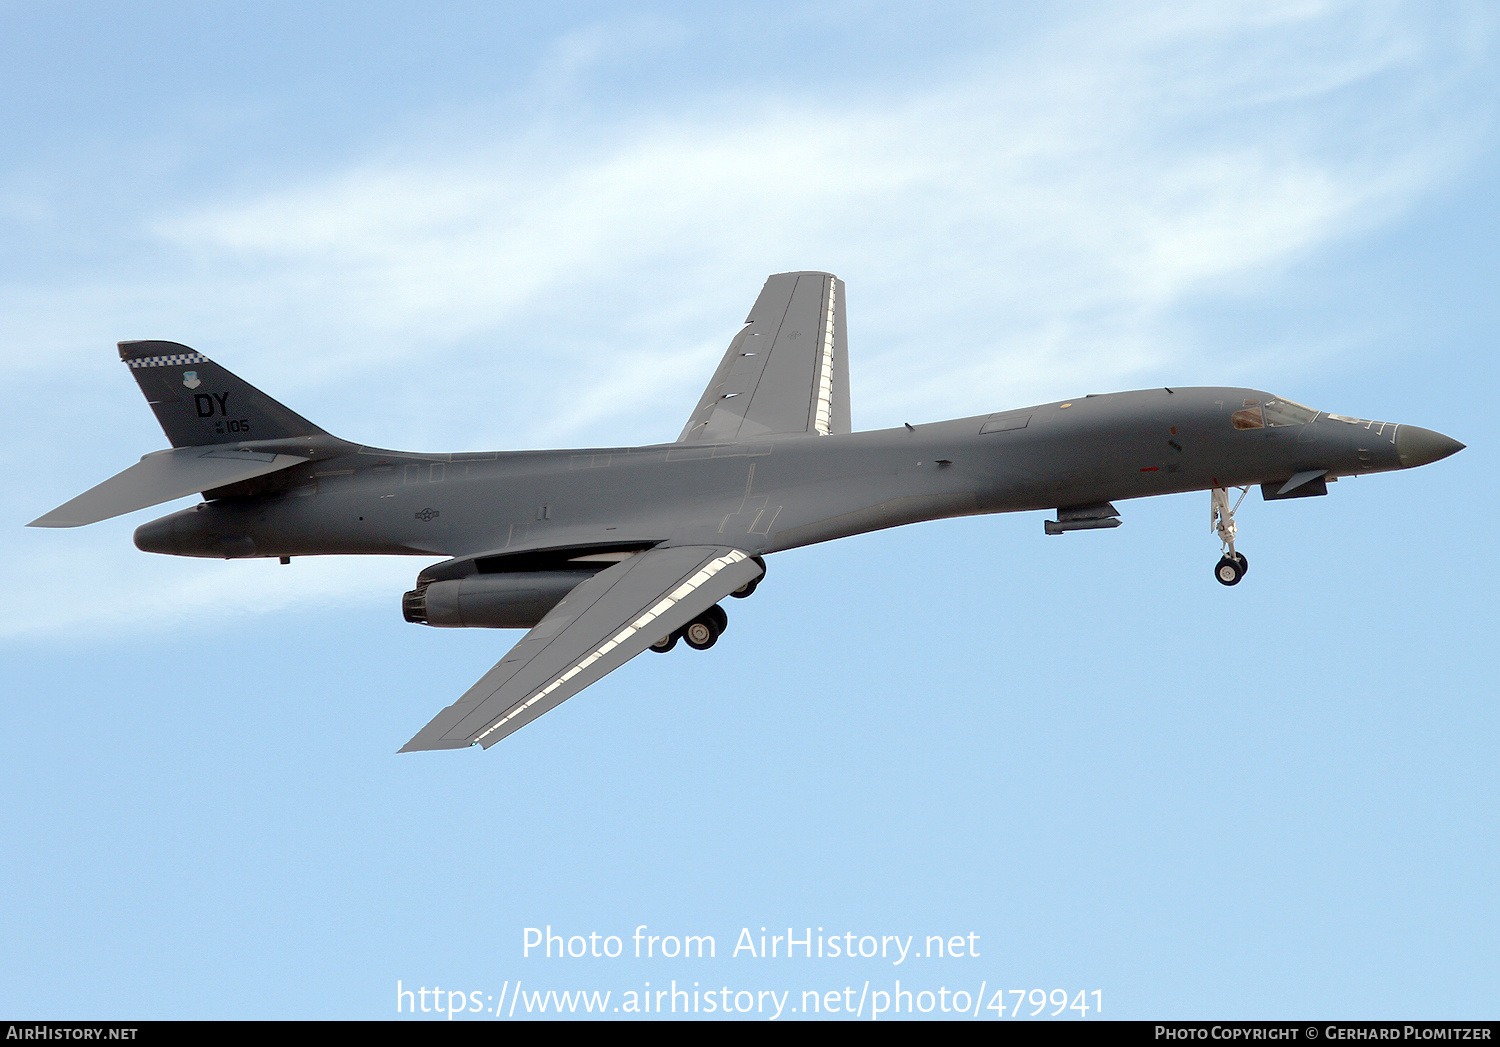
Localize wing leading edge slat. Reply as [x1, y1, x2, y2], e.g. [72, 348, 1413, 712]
[677, 271, 849, 443]
[400, 545, 763, 751]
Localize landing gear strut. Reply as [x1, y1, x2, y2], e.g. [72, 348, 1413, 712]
[1211, 486, 1250, 587]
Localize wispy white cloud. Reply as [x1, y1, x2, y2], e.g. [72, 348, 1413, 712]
[135, 2, 1484, 417]
[3, 0, 1491, 638]
[0, 525, 419, 642]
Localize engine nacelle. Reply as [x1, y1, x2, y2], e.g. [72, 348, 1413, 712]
[402, 570, 598, 629]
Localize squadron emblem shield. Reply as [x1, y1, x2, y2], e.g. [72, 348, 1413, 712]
[182, 370, 201, 390]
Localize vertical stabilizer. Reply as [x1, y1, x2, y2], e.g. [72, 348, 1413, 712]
[119, 340, 327, 447]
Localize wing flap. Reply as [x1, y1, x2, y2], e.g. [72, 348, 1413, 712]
[400, 546, 763, 751]
[28, 446, 307, 528]
[678, 271, 849, 443]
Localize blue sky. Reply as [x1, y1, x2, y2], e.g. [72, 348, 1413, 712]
[2, 1, 1495, 1020]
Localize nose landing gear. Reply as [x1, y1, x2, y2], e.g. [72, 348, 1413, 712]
[1211, 486, 1251, 586]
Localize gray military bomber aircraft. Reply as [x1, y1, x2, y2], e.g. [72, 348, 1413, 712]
[31, 271, 1463, 751]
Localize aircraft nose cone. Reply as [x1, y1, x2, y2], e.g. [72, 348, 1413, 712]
[1396, 425, 1465, 468]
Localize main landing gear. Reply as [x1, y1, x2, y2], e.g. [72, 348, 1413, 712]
[729, 576, 760, 599]
[650, 603, 729, 653]
[1211, 486, 1251, 587]
[651, 556, 763, 652]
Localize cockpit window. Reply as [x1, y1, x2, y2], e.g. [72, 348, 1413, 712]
[1231, 399, 1264, 430]
[1231, 397, 1319, 430]
[1262, 398, 1318, 427]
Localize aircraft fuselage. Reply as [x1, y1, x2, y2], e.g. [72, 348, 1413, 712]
[132, 386, 1432, 565]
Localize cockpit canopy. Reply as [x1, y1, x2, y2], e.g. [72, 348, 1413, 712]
[1231, 397, 1318, 430]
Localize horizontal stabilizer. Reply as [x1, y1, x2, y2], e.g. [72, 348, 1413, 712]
[28, 446, 308, 528]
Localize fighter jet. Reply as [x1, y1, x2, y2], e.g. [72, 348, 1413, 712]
[29, 271, 1463, 751]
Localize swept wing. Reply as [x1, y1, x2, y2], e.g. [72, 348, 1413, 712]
[401, 545, 763, 750]
[677, 271, 850, 443]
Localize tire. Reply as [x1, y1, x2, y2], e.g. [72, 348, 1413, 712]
[650, 633, 678, 653]
[1233, 552, 1248, 576]
[705, 604, 728, 634]
[1215, 556, 1244, 586]
[684, 619, 717, 650]
[732, 558, 766, 598]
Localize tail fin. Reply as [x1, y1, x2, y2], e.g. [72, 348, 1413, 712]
[29, 342, 334, 527]
[120, 340, 327, 447]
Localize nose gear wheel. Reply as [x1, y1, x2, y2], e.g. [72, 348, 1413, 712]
[1215, 554, 1247, 586]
